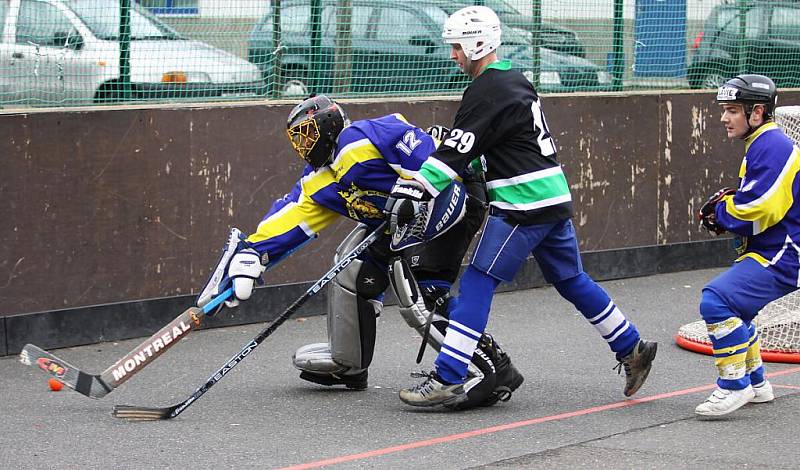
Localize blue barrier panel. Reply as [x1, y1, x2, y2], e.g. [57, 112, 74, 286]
[634, 0, 687, 77]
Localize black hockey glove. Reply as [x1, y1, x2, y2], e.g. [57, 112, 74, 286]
[698, 187, 736, 235]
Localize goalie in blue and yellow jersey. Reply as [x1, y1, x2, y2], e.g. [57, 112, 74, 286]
[196, 95, 523, 409]
[695, 74, 800, 417]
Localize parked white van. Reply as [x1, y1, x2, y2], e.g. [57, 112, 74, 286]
[0, 0, 263, 105]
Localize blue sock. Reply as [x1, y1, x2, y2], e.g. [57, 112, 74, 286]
[434, 266, 499, 384]
[554, 273, 639, 359]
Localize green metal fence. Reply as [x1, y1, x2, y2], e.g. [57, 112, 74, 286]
[0, 0, 798, 108]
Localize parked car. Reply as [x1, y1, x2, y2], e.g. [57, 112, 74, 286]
[0, 0, 264, 105]
[688, 1, 800, 89]
[247, 0, 610, 97]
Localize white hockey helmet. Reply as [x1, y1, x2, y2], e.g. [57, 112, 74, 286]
[442, 6, 502, 61]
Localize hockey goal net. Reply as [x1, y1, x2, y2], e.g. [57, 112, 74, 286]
[675, 105, 800, 363]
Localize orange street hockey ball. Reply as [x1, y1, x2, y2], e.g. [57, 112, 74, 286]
[48, 378, 64, 392]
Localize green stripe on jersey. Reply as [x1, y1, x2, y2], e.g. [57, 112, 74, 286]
[488, 171, 570, 205]
[469, 156, 486, 175]
[419, 161, 456, 193]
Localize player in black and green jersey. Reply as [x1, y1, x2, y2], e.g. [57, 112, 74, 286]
[395, 5, 658, 408]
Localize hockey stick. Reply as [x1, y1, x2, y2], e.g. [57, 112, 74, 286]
[18, 237, 311, 399]
[112, 221, 387, 421]
[19, 287, 234, 399]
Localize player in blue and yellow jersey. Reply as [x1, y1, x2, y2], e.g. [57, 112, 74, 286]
[197, 94, 523, 409]
[695, 74, 800, 417]
[393, 6, 657, 408]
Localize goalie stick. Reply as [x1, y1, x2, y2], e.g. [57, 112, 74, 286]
[112, 221, 387, 421]
[19, 287, 234, 399]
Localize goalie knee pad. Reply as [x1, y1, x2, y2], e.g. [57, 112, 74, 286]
[293, 226, 389, 377]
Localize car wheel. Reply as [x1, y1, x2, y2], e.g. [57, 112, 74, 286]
[93, 82, 123, 104]
[283, 79, 309, 97]
[699, 70, 728, 89]
[93, 81, 137, 104]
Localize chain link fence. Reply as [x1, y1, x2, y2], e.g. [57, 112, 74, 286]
[0, 0, 797, 107]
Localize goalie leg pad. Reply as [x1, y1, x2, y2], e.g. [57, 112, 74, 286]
[327, 253, 387, 370]
[389, 258, 448, 351]
[294, 226, 389, 377]
[293, 343, 348, 374]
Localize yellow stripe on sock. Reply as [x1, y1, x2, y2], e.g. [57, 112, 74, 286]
[745, 331, 763, 372]
[714, 342, 748, 380]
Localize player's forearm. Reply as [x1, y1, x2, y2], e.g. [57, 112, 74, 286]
[716, 187, 792, 236]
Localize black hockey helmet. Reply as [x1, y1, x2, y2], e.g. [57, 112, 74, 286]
[716, 74, 777, 120]
[286, 95, 349, 169]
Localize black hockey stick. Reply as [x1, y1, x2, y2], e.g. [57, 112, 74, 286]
[19, 287, 234, 399]
[112, 221, 387, 421]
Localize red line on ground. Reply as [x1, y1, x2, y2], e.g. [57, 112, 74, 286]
[775, 384, 800, 391]
[279, 366, 800, 470]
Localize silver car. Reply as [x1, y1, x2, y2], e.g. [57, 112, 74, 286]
[0, 0, 263, 105]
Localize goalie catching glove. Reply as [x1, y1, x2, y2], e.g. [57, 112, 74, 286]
[197, 228, 266, 314]
[385, 179, 467, 251]
[385, 179, 427, 247]
[698, 187, 736, 235]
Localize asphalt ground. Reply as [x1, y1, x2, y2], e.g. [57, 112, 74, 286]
[2, 267, 800, 470]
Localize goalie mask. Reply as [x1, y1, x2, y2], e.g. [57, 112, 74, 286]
[716, 74, 777, 120]
[442, 6, 502, 61]
[286, 95, 350, 170]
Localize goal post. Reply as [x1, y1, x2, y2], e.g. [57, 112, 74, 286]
[674, 105, 800, 364]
